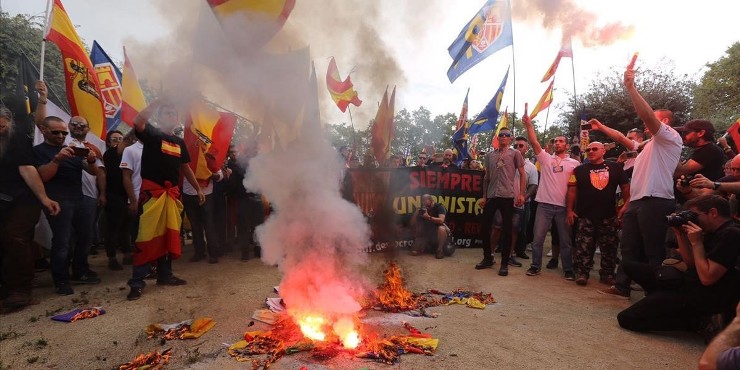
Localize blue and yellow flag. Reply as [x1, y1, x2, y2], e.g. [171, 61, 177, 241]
[469, 67, 509, 135]
[447, 0, 513, 83]
[90, 41, 123, 133]
[452, 90, 471, 165]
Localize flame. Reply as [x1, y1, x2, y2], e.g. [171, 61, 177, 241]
[297, 315, 326, 341]
[374, 262, 418, 311]
[333, 317, 360, 349]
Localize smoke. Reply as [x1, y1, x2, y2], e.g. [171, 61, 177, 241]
[511, 0, 635, 46]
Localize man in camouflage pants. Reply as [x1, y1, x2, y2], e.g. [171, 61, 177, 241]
[566, 142, 631, 286]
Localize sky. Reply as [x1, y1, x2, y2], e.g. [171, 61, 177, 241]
[3, 0, 738, 131]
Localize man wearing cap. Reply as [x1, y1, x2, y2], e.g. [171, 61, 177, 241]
[674, 119, 726, 181]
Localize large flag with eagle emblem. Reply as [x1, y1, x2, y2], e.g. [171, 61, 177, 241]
[45, 0, 107, 138]
[447, 0, 513, 83]
[90, 41, 123, 133]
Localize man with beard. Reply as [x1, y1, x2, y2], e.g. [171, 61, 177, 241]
[566, 142, 631, 286]
[522, 109, 580, 280]
[674, 119, 725, 181]
[126, 99, 204, 301]
[0, 106, 60, 310]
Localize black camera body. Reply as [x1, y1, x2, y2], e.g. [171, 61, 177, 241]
[417, 207, 428, 218]
[624, 151, 638, 159]
[666, 210, 698, 227]
[680, 174, 695, 187]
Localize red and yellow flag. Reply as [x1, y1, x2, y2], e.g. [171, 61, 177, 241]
[326, 57, 362, 113]
[529, 80, 554, 120]
[208, 0, 294, 25]
[120, 47, 147, 127]
[45, 0, 106, 138]
[371, 86, 396, 162]
[727, 116, 740, 153]
[541, 39, 573, 83]
[184, 101, 237, 186]
[207, 0, 295, 48]
[134, 180, 183, 265]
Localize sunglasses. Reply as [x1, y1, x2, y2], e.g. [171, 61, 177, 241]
[110, 137, 123, 142]
[418, 156, 427, 159]
[498, 132, 512, 138]
[586, 147, 601, 152]
[69, 121, 88, 128]
[515, 144, 526, 148]
[51, 130, 69, 136]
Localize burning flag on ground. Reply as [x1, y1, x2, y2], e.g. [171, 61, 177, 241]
[51, 307, 106, 322]
[145, 317, 216, 341]
[118, 348, 171, 370]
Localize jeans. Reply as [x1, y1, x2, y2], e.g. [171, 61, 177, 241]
[514, 201, 533, 255]
[479, 197, 514, 265]
[0, 204, 41, 294]
[615, 197, 675, 292]
[530, 202, 573, 271]
[45, 197, 96, 285]
[183, 193, 218, 257]
[127, 254, 173, 289]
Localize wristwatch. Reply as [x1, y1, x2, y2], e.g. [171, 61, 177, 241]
[713, 182, 721, 190]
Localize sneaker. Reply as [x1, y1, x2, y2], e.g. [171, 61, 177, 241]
[157, 276, 187, 286]
[55, 284, 74, 296]
[597, 285, 630, 299]
[208, 256, 219, 264]
[599, 275, 616, 286]
[70, 275, 101, 285]
[108, 258, 123, 271]
[508, 257, 522, 267]
[576, 275, 589, 286]
[189, 254, 205, 262]
[525, 267, 541, 276]
[475, 259, 495, 270]
[515, 252, 530, 260]
[546, 250, 553, 257]
[127, 287, 142, 301]
[498, 266, 509, 276]
[564, 271, 576, 281]
[546, 258, 559, 269]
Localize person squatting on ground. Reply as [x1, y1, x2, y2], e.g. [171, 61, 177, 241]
[126, 98, 205, 301]
[0, 106, 60, 311]
[616, 195, 740, 334]
[599, 63, 683, 298]
[410, 194, 451, 259]
[566, 141, 630, 286]
[521, 107, 580, 280]
[475, 128, 526, 276]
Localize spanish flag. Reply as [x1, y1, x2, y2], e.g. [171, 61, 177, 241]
[326, 57, 362, 113]
[120, 47, 147, 128]
[207, 0, 295, 48]
[184, 101, 237, 186]
[540, 39, 573, 83]
[371, 86, 396, 161]
[45, 0, 106, 139]
[529, 80, 554, 121]
[133, 180, 184, 265]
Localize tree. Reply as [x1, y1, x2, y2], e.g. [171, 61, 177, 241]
[0, 12, 68, 112]
[693, 42, 740, 131]
[557, 60, 695, 142]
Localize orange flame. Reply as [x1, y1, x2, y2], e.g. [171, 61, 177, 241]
[292, 312, 362, 349]
[333, 317, 360, 349]
[374, 262, 418, 311]
[296, 314, 326, 341]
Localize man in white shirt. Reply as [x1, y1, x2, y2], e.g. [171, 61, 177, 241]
[120, 133, 143, 248]
[599, 63, 683, 298]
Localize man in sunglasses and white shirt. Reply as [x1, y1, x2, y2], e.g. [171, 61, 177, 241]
[475, 127, 526, 276]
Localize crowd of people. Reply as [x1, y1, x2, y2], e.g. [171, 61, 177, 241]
[1, 64, 739, 368]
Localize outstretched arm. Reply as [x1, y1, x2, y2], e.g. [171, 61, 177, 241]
[590, 119, 635, 150]
[624, 67, 662, 136]
[522, 104, 543, 155]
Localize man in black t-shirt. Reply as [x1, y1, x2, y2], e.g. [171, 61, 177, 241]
[0, 107, 60, 311]
[617, 195, 740, 333]
[102, 130, 132, 270]
[675, 119, 726, 181]
[567, 142, 630, 286]
[410, 194, 450, 259]
[126, 99, 204, 301]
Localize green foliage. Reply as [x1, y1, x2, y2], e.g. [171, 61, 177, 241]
[693, 42, 740, 130]
[0, 12, 69, 112]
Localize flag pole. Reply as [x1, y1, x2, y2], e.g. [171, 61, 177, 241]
[509, 0, 517, 130]
[39, 0, 52, 80]
[570, 49, 578, 137]
[347, 106, 359, 156]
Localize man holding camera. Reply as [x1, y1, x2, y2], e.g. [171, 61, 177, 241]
[616, 194, 740, 333]
[410, 194, 450, 259]
[34, 116, 101, 295]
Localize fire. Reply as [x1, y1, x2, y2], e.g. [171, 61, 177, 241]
[296, 315, 326, 341]
[292, 313, 362, 349]
[333, 317, 360, 349]
[374, 262, 418, 311]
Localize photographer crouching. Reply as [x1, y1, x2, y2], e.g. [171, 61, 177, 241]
[617, 194, 740, 336]
[410, 194, 451, 259]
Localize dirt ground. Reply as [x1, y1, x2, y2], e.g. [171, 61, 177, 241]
[0, 242, 706, 370]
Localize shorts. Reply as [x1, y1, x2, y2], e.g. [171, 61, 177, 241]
[492, 207, 523, 229]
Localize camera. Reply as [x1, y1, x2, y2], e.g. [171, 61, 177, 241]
[624, 151, 638, 159]
[680, 174, 695, 187]
[417, 207, 428, 218]
[71, 146, 90, 157]
[665, 210, 698, 227]
[580, 120, 592, 130]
